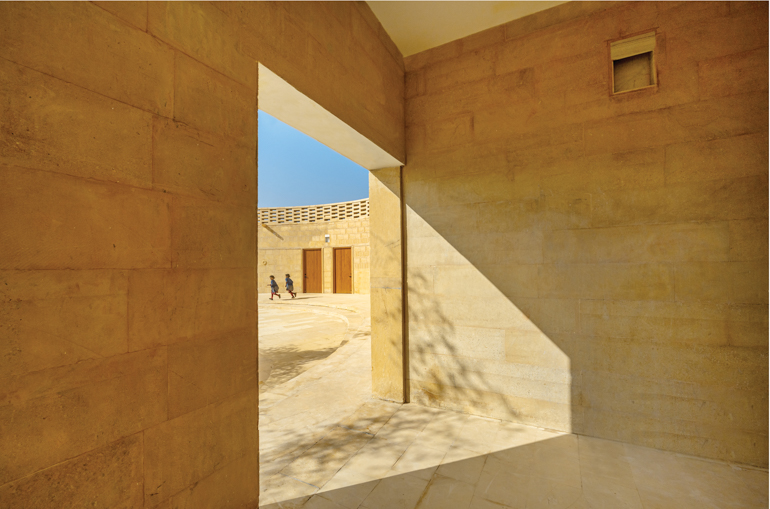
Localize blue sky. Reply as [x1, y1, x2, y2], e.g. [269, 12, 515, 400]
[258, 110, 369, 208]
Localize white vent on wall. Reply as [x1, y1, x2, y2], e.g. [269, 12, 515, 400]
[259, 198, 370, 224]
[611, 31, 656, 94]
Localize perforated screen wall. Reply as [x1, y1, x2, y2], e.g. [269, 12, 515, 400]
[259, 198, 370, 224]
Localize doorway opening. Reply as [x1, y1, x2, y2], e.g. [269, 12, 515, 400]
[257, 63, 404, 506]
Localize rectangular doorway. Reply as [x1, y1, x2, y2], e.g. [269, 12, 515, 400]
[333, 247, 352, 294]
[303, 249, 322, 293]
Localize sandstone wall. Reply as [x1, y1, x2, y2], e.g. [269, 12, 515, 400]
[258, 216, 371, 295]
[369, 168, 407, 401]
[0, 1, 402, 506]
[404, 1, 768, 466]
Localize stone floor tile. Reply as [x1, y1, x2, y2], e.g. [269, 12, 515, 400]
[624, 443, 769, 509]
[453, 415, 504, 453]
[303, 494, 349, 509]
[524, 477, 583, 509]
[280, 427, 373, 488]
[468, 495, 514, 509]
[492, 422, 563, 452]
[384, 406, 442, 430]
[391, 442, 448, 479]
[411, 411, 469, 450]
[634, 488, 710, 509]
[578, 436, 637, 488]
[567, 498, 590, 509]
[316, 478, 380, 509]
[477, 454, 582, 508]
[527, 435, 581, 488]
[531, 457, 581, 490]
[371, 418, 423, 447]
[416, 475, 475, 509]
[578, 434, 628, 458]
[382, 467, 440, 480]
[579, 457, 637, 490]
[581, 475, 643, 509]
[474, 464, 530, 508]
[736, 467, 770, 502]
[338, 399, 402, 435]
[261, 474, 318, 507]
[374, 406, 438, 446]
[437, 446, 488, 485]
[333, 437, 410, 481]
[667, 455, 765, 509]
[260, 392, 285, 408]
[261, 452, 298, 479]
[320, 469, 376, 492]
[359, 473, 430, 509]
[624, 444, 709, 508]
[261, 430, 326, 473]
[488, 444, 536, 476]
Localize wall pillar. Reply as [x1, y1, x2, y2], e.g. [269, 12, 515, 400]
[323, 247, 333, 293]
[369, 167, 407, 402]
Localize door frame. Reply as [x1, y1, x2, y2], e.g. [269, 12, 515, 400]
[302, 248, 322, 293]
[332, 246, 353, 294]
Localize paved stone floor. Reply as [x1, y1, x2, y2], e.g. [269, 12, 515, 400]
[259, 295, 768, 509]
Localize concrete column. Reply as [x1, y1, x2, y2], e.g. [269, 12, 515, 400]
[369, 167, 407, 402]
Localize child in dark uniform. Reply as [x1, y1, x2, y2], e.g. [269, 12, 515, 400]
[285, 274, 296, 298]
[269, 275, 281, 300]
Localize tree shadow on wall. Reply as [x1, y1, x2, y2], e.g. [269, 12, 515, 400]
[369, 168, 520, 421]
[401, 183, 597, 438]
[402, 158, 767, 463]
[406, 267, 522, 423]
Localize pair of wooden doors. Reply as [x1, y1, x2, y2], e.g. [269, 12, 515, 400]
[302, 248, 351, 293]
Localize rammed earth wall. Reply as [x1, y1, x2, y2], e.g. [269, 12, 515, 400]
[0, 2, 403, 506]
[403, 1, 768, 467]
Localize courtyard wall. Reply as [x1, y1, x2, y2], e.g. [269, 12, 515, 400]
[258, 200, 371, 295]
[403, 1, 768, 467]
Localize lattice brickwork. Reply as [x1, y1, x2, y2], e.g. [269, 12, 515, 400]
[259, 198, 369, 224]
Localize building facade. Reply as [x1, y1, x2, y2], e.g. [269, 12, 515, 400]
[258, 199, 370, 295]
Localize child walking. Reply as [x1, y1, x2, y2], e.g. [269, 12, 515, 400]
[285, 274, 296, 298]
[268, 275, 281, 300]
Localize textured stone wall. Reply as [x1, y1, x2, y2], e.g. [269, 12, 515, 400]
[258, 217, 370, 294]
[404, 1, 768, 466]
[369, 168, 406, 401]
[0, 1, 402, 507]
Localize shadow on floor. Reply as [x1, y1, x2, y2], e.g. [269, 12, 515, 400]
[259, 345, 338, 393]
[259, 402, 769, 509]
[260, 434, 769, 509]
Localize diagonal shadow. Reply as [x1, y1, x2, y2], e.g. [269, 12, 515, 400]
[370, 167, 527, 424]
[401, 159, 767, 468]
[258, 398, 768, 509]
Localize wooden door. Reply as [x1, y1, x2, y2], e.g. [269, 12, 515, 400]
[334, 248, 352, 294]
[303, 249, 322, 293]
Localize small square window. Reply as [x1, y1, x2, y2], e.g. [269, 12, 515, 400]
[611, 32, 656, 94]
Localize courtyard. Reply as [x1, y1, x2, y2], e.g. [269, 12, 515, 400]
[258, 296, 768, 509]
